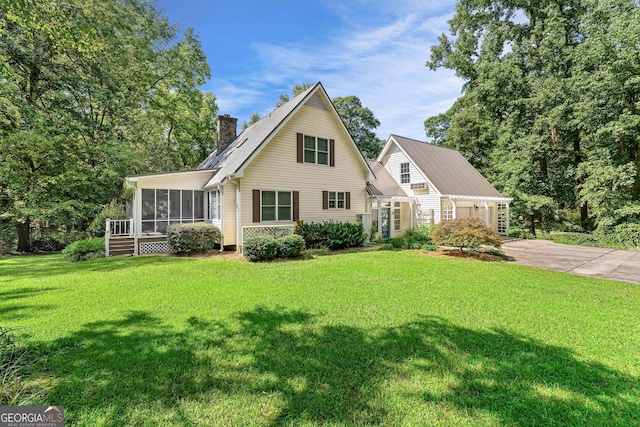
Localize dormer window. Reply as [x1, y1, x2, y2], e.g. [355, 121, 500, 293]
[400, 162, 410, 183]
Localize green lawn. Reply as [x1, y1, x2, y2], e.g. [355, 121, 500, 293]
[1, 252, 639, 426]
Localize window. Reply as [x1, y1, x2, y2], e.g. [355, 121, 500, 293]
[400, 163, 410, 184]
[303, 135, 329, 165]
[261, 191, 291, 221]
[209, 190, 221, 220]
[394, 202, 401, 231]
[442, 199, 454, 221]
[141, 189, 205, 235]
[328, 191, 345, 209]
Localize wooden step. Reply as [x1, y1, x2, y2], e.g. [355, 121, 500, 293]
[108, 237, 135, 256]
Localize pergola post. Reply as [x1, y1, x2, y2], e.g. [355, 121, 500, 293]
[506, 202, 510, 236]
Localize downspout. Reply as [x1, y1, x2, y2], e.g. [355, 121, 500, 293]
[233, 178, 241, 253]
[409, 198, 414, 230]
[135, 186, 142, 255]
[218, 187, 224, 252]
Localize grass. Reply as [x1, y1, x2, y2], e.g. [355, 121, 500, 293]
[0, 252, 639, 426]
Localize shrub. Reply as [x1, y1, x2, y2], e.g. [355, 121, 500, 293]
[298, 221, 366, 250]
[431, 217, 502, 252]
[244, 236, 278, 262]
[166, 223, 220, 255]
[420, 243, 438, 251]
[614, 223, 640, 248]
[508, 230, 536, 239]
[404, 225, 434, 245]
[62, 238, 105, 261]
[276, 234, 305, 258]
[0, 222, 15, 255]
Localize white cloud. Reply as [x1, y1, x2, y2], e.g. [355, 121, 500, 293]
[210, 3, 464, 141]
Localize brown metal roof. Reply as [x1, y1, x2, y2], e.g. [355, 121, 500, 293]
[390, 135, 504, 198]
[366, 160, 407, 197]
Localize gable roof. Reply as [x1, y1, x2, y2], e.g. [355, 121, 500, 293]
[198, 82, 373, 188]
[380, 135, 505, 198]
[366, 160, 407, 198]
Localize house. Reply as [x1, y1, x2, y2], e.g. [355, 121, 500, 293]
[106, 82, 375, 255]
[367, 134, 511, 239]
[105, 83, 510, 256]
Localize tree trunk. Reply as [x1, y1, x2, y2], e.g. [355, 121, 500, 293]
[17, 218, 30, 252]
[581, 202, 588, 229]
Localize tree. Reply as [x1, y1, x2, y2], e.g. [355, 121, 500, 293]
[242, 112, 261, 130]
[0, 0, 215, 251]
[332, 95, 384, 159]
[425, 0, 640, 232]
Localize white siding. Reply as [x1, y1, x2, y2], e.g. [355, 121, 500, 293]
[239, 104, 369, 228]
[221, 182, 237, 246]
[383, 143, 442, 226]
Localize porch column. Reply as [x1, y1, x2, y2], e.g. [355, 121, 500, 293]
[377, 199, 382, 236]
[451, 199, 457, 219]
[506, 202, 510, 236]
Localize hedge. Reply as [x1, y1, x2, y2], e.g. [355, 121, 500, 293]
[298, 221, 366, 250]
[244, 236, 279, 262]
[276, 234, 305, 258]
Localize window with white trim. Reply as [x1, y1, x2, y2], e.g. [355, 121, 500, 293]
[304, 135, 329, 165]
[141, 189, 205, 235]
[400, 162, 410, 184]
[328, 191, 345, 209]
[261, 191, 291, 221]
[209, 190, 221, 220]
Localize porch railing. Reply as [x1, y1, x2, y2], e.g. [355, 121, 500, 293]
[106, 218, 133, 236]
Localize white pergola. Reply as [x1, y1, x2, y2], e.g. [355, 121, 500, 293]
[445, 195, 513, 236]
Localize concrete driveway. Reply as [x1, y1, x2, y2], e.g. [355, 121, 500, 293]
[502, 239, 640, 284]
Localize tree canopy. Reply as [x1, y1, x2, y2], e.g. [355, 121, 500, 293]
[0, 0, 217, 251]
[426, 0, 640, 233]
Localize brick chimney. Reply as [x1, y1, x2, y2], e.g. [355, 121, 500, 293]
[217, 114, 238, 155]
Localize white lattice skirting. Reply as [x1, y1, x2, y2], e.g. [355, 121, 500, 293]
[242, 225, 295, 242]
[139, 241, 171, 254]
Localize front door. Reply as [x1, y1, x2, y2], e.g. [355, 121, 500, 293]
[381, 208, 391, 238]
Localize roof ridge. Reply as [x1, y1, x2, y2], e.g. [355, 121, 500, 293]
[391, 134, 459, 153]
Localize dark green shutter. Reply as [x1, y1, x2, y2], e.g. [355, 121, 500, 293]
[293, 191, 299, 221]
[329, 139, 335, 167]
[252, 190, 260, 222]
[297, 133, 303, 163]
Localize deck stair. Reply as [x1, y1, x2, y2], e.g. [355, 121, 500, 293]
[108, 236, 135, 256]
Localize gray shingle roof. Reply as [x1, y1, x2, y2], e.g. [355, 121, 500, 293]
[197, 83, 322, 188]
[366, 160, 407, 197]
[390, 135, 505, 198]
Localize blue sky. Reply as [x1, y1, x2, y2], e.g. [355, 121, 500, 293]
[155, 0, 463, 140]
